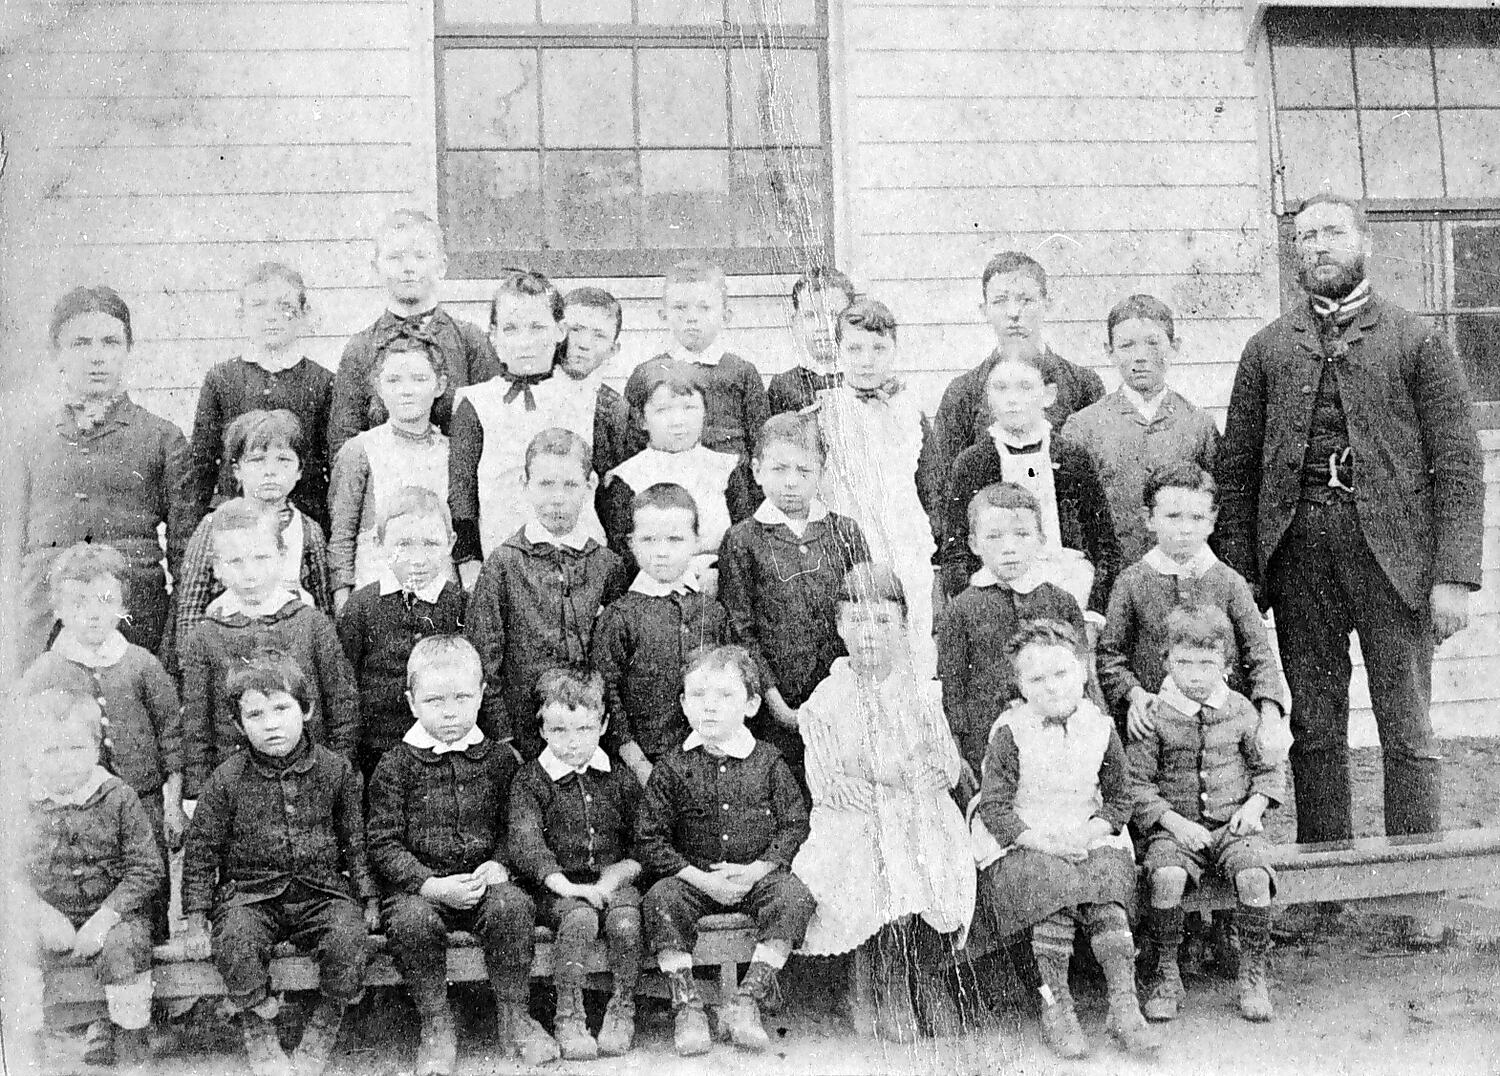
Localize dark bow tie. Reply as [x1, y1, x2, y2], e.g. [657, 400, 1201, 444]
[501, 367, 552, 411]
[376, 311, 441, 352]
[1002, 440, 1044, 455]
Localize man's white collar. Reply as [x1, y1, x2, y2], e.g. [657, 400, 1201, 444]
[1143, 546, 1218, 579]
[51, 628, 129, 668]
[970, 565, 1047, 594]
[403, 722, 485, 755]
[378, 569, 449, 604]
[753, 498, 828, 537]
[989, 421, 1051, 452]
[33, 765, 112, 806]
[669, 338, 727, 367]
[684, 726, 756, 759]
[631, 570, 699, 597]
[538, 746, 612, 780]
[207, 589, 301, 618]
[1159, 676, 1231, 715]
[1120, 384, 1169, 422]
[524, 520, 591, 551]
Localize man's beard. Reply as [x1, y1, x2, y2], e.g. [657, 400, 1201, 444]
[1300, 254, 1366, 300]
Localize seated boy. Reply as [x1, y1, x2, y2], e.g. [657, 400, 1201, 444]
[179, 499, 358, 799]
[935, 483, 1088, 779]
[181, 650, 378, 1076]
[509, 667, 644, 1060]
[1096, 462, 1289, 750]
[767, 268, 857, 415]
[328, 209, 499, 459]
[368, 636, 557, 1073]
[336, 487, 467, 780]
[467, 428, 628, 759]
[636, 645, 814, 1056]
[25, 690, 163, 1072]
[593, 482, 730, 785]
[1128, 605, 1285, 1024]
[624, 260, 769, 462]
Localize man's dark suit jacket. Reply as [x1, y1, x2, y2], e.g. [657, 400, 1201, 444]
[1215, 293, 1484, 612]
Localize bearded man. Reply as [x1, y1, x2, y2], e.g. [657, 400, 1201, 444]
[1215, 194, 1484, 903]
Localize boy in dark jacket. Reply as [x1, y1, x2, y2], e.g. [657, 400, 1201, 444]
[467, 428, 628, 759]
[368, 635, 556, 1074]
[181, 651, 378, 1076]
[25, 690, 163, 1071]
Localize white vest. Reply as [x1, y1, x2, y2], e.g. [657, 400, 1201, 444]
[353, 424, 450, 587]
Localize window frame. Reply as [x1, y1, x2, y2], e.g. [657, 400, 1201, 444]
[432, 1, 837, 280]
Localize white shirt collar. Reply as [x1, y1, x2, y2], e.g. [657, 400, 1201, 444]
[1143, 545, 1218, 579]
[630, 570, 700, 597]
[989, 420, 1051, 452]
[33, 765, 112, 806]
[753, 497, 829, 538]
[402, 721, 485, 755]
[683, 726, 756, 759]
[1119, 384, 1169, 422]
[244, 350, 302, 374]
[377, 569, 449, 604]
[1158, 675, 1231, 715]
[669, 338, 727, 367]
[523, 520, 592, 551]
[969, 565, 1047, 594]
[538, 746, 612, 780]
[51, 628, 129, 668]
[207, 589, 302, 619]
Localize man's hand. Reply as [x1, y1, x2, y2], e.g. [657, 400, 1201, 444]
[163, 797, 187, 852]
[1431, 582, 1470, 644]
[71, 908, 118, 960]
[709, 861, 772, 903]
[1229, 797, 1268, 837]
[364, 898, 382, 934]
[459, 561, 481, 591]
[181, 913, 213, 960]
[690, 872, 744, 906]
[34, 901, 77, 954]
[421, 874, 485, 910]
[765, 689, 798, 730]
[1256, 700, 1293, 761]
[1127, 689, 1158, 741]
[1166, 814, 1214, 852]
[333, 587, 352, 614]
[471, 861, 508, 889]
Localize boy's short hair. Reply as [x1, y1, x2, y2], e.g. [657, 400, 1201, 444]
[639, 362, 706, 409]
[376, 485, 453, 542]
[563, 286, 623, 340]
[987, 337, 1054, 385]
[1004, 617, 1084, 662]
[523, 427, 593, 481]
[683, 644, 761, 700]
[226, 648, 312, 719]
[753, 411, 826, 464]
[535, 666, 606, 719]
[241, 261, 309, 314]
[209, 498, 284, 551]
[1142, 462, 1219, 513]
[980, 251, 1048, 301]
[491, 268, 565, 329]
[633, 482, 700, 535]
[835, 298, 897, 345]
[223, 408, 306, 465]
[663, 259, 727, 297]
[1164, 605, 1234, 662]
[1106, 293, 1176, 346]
[375, 208, 444, 254]
[1294, 192, 1368, 234]
[406, 634, 482, 693]
[967, 482, 1044, 535]
[48, 542, 128, 605]
[791, 267, 856, 312]
[29, 689, 106, 748]
[369, 335, 449, 386]
[836, 562, 909, 620]
[50, 285, 133, 349]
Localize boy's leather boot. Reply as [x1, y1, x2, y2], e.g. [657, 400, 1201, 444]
[1144, 905, 1186, 1021]
[496, 1000, 562, 1067]
[291, 998, 345, 1076]
[112, 1027, 153, 1073]
[596, 909, 640, 1057]
[871, 937, 918, 1044]
[723, 960, 776, 1051]
[82, 1020, 116, 1067]
[552, 981, 598, 1061]
[913, 966, 962, 1038]
[664, 967, 711, 1056]
[1236, 904, 1275, 1022]
[410, 981, 457, 1076]
[240, 1009, 292, 1076]
[1092, 930, 1162, 1056]
[1032, 949, 1089, 1060]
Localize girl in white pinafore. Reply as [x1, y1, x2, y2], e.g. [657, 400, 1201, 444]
[327, 339, 451, 599]
[814, 301, 942, 674]
[792, 565, 974, 1042]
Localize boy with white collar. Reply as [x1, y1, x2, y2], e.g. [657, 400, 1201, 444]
[368, 635, 557, 1074]
[1096, 462, 1289, 750]
[1127, 605, 1286, 1024]
[935, 483, 1088, 780]
[636, 645, 814, 1056]
[509, 667, 644, 1060]
[179, 499, 358, 799]
[593, 483, 730, 787]
[466, 428, 628, 760]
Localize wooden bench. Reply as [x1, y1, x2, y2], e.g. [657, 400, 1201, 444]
[43, 913, 757, 1026]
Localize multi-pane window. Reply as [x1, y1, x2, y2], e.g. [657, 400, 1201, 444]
[435, 0, 834, 279]
[1267, 8, 1500, 409]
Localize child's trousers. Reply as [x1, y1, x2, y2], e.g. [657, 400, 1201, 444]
[544, 885, 642, 988]
[645, 869, 815, 955]
[212, 890, 369, 1012]
[384, 882, 536, 1004]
